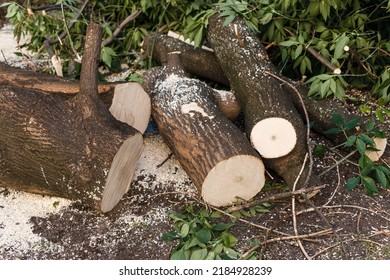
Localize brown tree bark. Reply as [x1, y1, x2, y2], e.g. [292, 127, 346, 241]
[144, 52, 265, 206]
[207, 14, 316, 189]
[143, 31, 388, 151]
[0, 23, 144, 213]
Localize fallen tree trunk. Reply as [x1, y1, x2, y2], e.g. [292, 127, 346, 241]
[144, 52, 265, 206]
[207, 14, 314, 188]
[143, 32, 387, 162]
[0, 23, 146, 213]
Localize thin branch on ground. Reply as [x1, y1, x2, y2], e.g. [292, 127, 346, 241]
[319, 150, 357, 177]
[323, 157, 341, 206]
[291, 153, 311, 259]
[226, 184, 326, 213]
[240, 228, 334, 260]
[297, 204, 390, 222]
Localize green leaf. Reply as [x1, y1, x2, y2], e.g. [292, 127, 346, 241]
[344, 118, 360, 130]
[356, 138, 366, 155]
[205, 251, 216, 260]
[223, 247, 239, 259]
[346, 177, 360, 190]
[183, 238, 202, 250]
[334, 34, 348, 59]
[324, 127, 342, 135]
[100, 47, 116, 67]
[190, 248, 208, 260]
[345, 135, 357, 147]
[171, 247, 190, 260]
[193, 26, 205, 48]
[365, 119, 375, 132]
[221, 231, 238, 247]
[375, 169, 388, 187]
[279, 40, 299, 47]
[362, 176, 378, 194]
[161, 230, 179, 242]
[359, 105, 372, 114]
[180, 223, 190, 238]
[213, 223, 234, 231]
[331, 114, 344, 127]
[260, 12, 273, 25]
[294, 44, 303, 59]
[195, 228, 211, 243]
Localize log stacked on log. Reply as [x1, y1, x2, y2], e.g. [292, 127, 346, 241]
[143, 23, 387, 166]
[143, 53, 265, 206]
[0, 24, 150, 213]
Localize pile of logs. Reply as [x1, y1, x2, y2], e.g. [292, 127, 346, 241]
[0, 14, 387, 213]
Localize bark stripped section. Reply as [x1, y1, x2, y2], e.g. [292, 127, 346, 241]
[207, 14, 314, 188]
[0, 24, 142, 212]
[144, 53, 265, 206]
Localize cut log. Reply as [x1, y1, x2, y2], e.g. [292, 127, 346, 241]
[207, 14, 314, 188]
[144, 52, 265, 206]
[143, 32, 388, 162]
[0, 23, 144, 213]
[0, 62, 115, 96]
[142, 32, 229, 86]
[109, 82, 151, 134]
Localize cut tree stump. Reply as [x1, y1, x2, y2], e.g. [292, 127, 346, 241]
[144, 52, 265, 206]
[0, 23, 146, 213]
[207, 14, 314, 188]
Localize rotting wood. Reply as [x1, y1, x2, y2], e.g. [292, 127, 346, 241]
[143, 52, 265, 206]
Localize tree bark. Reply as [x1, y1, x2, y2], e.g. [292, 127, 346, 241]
[144, 52, 265, 206]
[207, 14, 315, 189]
[0, 23, 144, 213]
[143, 31, 389, 155]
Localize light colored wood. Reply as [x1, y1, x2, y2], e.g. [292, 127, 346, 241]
[202, 155, 265, 206]
[109, 82, 151, 134]
[250, 117, 297, 158]
[365, 137, 387, 162]
[101, 133, 144, 213]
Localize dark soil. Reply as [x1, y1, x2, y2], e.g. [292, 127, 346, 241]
[2, 130, 388, 260]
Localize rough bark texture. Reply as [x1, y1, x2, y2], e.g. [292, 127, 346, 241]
[142, 31, 385, 149]
[144, 53, 265, 206]
[207, 14, 313, 188]
[0, 24, 141, 212]
[143, 32, 229, 86]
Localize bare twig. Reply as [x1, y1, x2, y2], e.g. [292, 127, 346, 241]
[101, 10, 142, 47]
[226, 184, 326, 213]
[44, 0, 90, 58]
[240, 228, 334, 260]
[156, 153, 173, 168]
[306, 46, 341, 74]
[291, 153, 311, 259]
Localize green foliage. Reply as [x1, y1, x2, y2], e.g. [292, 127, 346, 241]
[161, 204, 240, 260]
[325, 114, 389, 195]
[2, 0, 390, 103]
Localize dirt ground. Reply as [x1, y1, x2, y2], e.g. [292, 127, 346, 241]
[0, 21, 389, 260]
